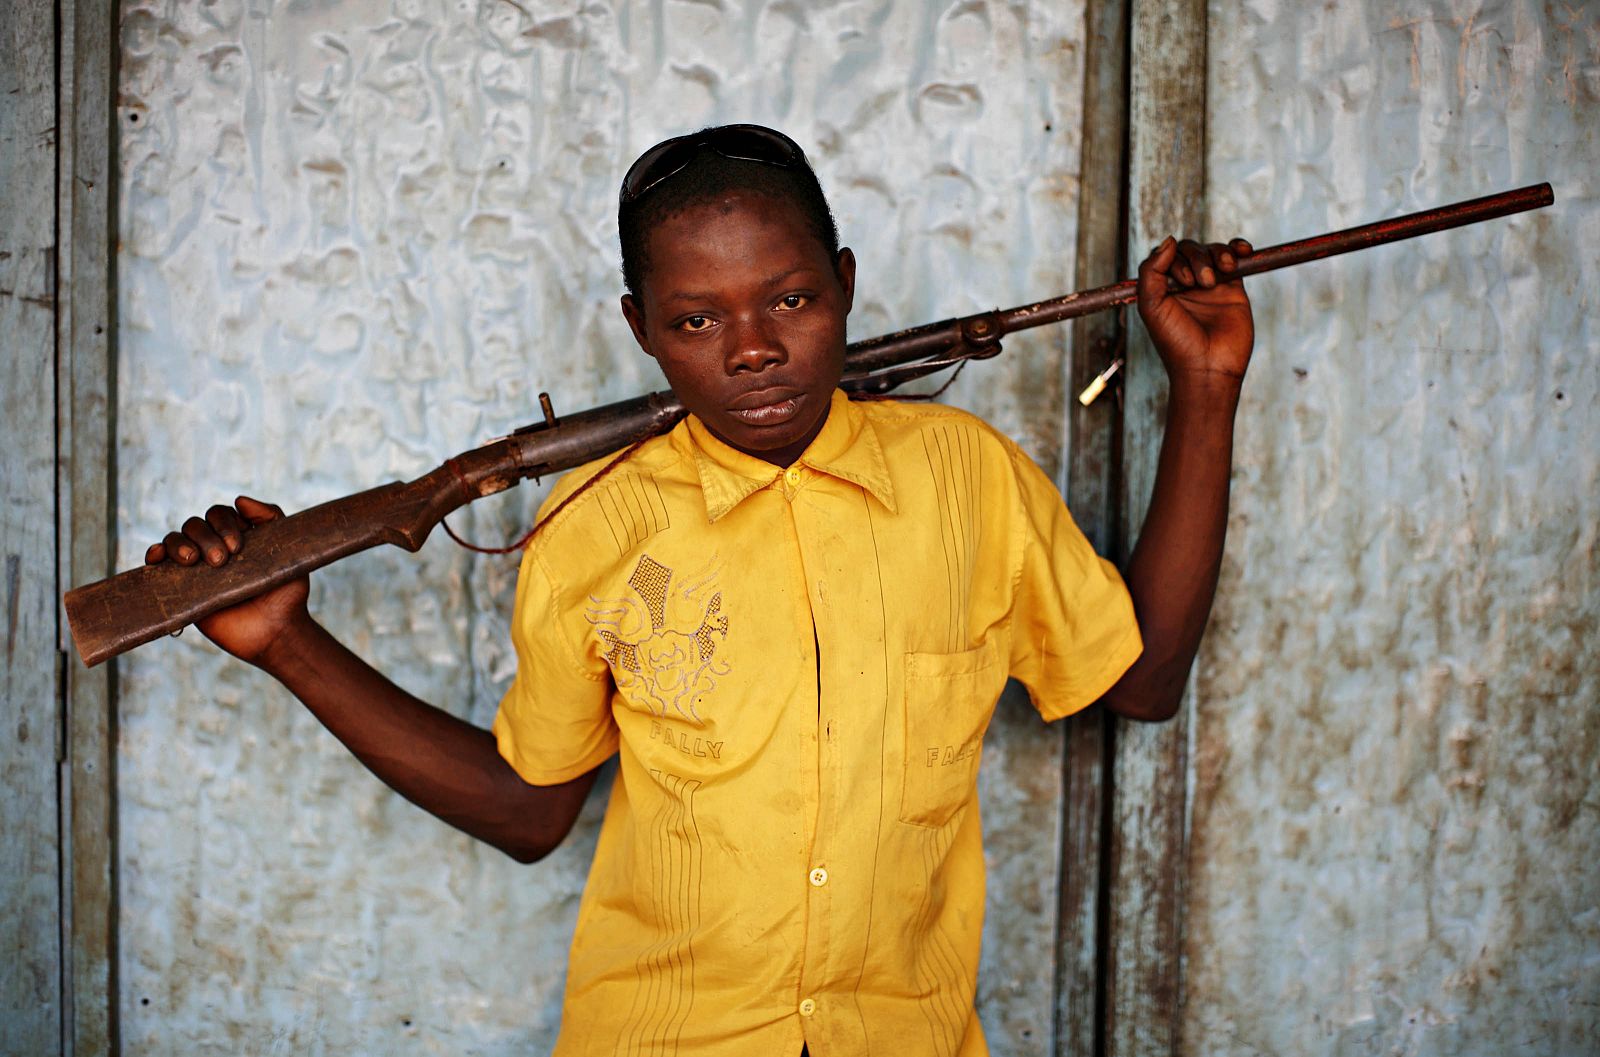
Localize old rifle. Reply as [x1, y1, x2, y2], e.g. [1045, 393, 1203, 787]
[64, 183, 1553, 666]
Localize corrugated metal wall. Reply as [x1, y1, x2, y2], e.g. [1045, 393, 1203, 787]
[112, 1, 1087, 1052]
[1187, 0, 1598, 1051]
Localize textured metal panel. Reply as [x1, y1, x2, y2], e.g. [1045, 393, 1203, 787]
[1186, 1, 1599, 1053]
[113, 1, 1088, 1052]
[1, 0, 64, 1050]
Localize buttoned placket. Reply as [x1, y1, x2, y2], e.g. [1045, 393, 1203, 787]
[780, 463, 805, 499]
[784, 464, 836, 1042]
[674, 397, 904, 1050]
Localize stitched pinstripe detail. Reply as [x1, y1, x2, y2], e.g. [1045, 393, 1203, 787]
[597, 473, 672, 557]
[921, 425, 982, 653]
[615, 772, 703, 1056]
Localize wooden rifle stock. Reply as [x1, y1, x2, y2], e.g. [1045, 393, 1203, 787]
[65, 393, 687, 666]
[63, 182, 1553, 666]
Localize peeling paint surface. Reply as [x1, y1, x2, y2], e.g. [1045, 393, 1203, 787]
[114, 1, 1086, 1052]
[1188, 1, 1599, 1052]
[0, 2, 64, 1048]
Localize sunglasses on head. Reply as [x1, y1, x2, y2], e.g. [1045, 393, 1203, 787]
[619, 124, 808, 205]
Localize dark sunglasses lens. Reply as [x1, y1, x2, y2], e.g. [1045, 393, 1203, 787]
[710, 127, 802, 165]
[622, 140, 698, 201]
[621, 126, 804, 202]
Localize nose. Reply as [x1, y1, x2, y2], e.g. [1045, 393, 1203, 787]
[724, 315, 786, 375]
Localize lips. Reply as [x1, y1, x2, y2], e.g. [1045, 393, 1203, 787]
[725, 386, 807, 428]
[727, 385, 804, 412]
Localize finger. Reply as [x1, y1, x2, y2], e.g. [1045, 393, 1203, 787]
[1151, 235, 1192, 285]
[1177, 239, 1216, 288]
[164, 530, 201, 565]
[235, 495, 284, 526]
[1210, 241, 1239, 273]
[182, 515, 230, 567]
[1230, 238, 1253, 257]
[206, 504, 247, 554]
[145, 541, 166, 565]
[1136, 236, 1177, 303]
[1139, 235, 1178, 278]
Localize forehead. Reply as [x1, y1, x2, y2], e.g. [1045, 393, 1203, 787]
[644, 191, 832, 278]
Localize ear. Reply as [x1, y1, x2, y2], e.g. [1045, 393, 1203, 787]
[620, 294, 655, 358]
[834, 247, 857, 314]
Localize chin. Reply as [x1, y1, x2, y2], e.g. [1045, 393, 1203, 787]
[725, 419, 810, 453]
[710, 394, 829, 460]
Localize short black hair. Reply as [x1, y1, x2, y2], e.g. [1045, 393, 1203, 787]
[617, 141, 840, 301]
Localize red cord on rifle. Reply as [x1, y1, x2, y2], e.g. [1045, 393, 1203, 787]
[441, 433, 658, 555]
[440, 518, 541, 555]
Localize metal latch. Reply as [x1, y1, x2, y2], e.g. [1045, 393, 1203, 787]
[1077, 357, 1124, 406]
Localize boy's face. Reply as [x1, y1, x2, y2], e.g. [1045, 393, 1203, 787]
[620, 191, 856, 468]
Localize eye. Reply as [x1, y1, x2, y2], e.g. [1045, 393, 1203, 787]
[677, 315, 714, 333]
[775, 294, 809, 311]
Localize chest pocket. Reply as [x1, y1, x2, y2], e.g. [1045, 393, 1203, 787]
[899, 641, 1009, 828]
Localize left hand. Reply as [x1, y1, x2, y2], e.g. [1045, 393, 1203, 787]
[1135, 236, 1255, 383]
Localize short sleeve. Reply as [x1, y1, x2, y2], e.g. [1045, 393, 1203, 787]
[492, 540, 619, 785]
[1006, 445, 1142, 721]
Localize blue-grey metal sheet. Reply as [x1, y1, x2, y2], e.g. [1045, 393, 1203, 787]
[1, 0, 63, 1049]
[114, 1, 1089, 1052]
[1188, 1, 1599, 1052]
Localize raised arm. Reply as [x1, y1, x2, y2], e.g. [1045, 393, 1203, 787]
[147, 497, 600, 861]
[1098, 236, 1254, 722]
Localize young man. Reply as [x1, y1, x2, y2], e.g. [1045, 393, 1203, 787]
[149, 125, 1253, 1055]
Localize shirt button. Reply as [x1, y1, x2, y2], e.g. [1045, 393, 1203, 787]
[799, 997, 817, 1017]
[809, 867, 828, 887]
[784, 466, 802, 486]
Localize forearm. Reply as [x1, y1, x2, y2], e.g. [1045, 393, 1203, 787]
[258, 616, 597, 861]
[1101, 371, 1241, 720]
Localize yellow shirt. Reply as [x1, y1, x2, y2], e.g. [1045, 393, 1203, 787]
[493, 390, 1141, 1056]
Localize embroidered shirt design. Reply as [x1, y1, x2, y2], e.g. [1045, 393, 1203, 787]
[587, 554, 729, 723]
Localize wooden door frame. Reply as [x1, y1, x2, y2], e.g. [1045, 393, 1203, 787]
[1056, 0, 1206, 1053]
[0, 1, 116, 1054]
[59, 0, 119, 1052]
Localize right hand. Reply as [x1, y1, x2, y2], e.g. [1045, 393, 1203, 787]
[144, 496, 311, 666]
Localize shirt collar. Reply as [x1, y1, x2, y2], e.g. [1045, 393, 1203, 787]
[677, 389, 897, 523]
